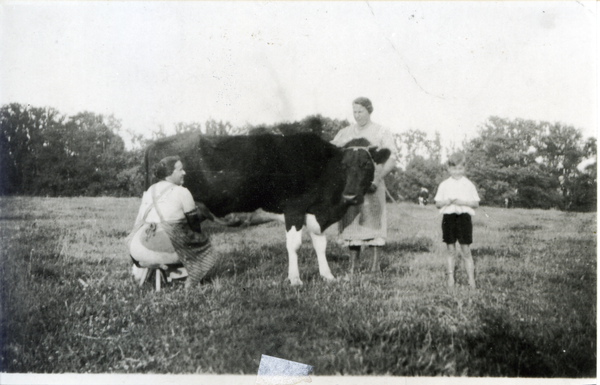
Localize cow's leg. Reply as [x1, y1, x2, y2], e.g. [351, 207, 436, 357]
[305, 214, 335, 282]
[284, 212, 310, 286]
[285, 226, 304, 286]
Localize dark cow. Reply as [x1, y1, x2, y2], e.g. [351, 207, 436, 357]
[144, 131, 391, 285]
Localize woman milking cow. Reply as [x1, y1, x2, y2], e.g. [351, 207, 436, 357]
[127, 156, 215, 289]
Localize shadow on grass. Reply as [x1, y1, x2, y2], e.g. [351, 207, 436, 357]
[471, 247, 520, 259]
[322, 240, 421, 276]
[386, 237, 433, 253]
[336, 304, 596, 377]
[464, 306, 596, 377]
[205, 243, 289, 282]
[506, 224, 543, 231]
[0, 214, 45, 221]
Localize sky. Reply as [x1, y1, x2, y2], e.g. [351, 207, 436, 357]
[1, 1, 597, 148]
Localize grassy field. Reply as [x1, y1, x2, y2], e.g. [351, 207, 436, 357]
[0, 197, 596, 377]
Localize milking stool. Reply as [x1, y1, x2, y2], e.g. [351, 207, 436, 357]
[133, 263, 188, 292]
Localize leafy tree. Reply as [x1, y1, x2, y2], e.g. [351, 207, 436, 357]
[463, 117, 560, 207]
[151, 124, 168, 141]
[0, 104, 66, 195]
[32, 117, 74, 195]
[583, 136, 597, 158]
[511, 163, 563, 209]
[561, 137, 597, 212]
[384, 130, 443, 202]
[117, 129, 154, 197]
[0, 104, 32, 194]
[535, 122, 586, 208]
[394, 156, 444, 203]
[394, 129, 442, 169]
[69, 112, 127, 196]
[315, 115, 351, 142]
[463, 116, 594, 209]
[174, 122, 202, 135]
[30, 111, 128, 196]
[566, 161, 597, 212]
[205, 119, 245, 136]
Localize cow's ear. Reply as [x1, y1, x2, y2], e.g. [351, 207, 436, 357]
[370, 147, 391, 164]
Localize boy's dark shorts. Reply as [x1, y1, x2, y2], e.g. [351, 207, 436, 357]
[442, 213, 473, 245]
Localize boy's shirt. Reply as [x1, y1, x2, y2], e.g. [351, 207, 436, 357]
[434, 176, 480, 216]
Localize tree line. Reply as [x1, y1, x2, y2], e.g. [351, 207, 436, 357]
[391, 117, 596, 212]
[0, 103, 596, 211]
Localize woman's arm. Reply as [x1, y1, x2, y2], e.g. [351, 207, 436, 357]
[374, 127, 397, 184]
[330, 126, 350, 147]
[375, 156, 395, 184]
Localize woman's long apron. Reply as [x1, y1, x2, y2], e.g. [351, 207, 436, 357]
[338, 176, 387, 246]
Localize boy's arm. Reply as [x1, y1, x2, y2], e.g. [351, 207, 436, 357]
[434, 182, 446, 208]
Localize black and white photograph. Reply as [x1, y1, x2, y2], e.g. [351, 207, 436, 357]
[0, 1, 596, 383]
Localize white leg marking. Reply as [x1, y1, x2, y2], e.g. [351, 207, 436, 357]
[309, 232, 335, 281]
[306, 214, 335, 281]
[286, 226, 303, 286]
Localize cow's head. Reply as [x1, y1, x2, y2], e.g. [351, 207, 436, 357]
[340, 138, 391, 205]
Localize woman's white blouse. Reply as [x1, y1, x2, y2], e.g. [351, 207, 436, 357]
[135, 181, 197, 223]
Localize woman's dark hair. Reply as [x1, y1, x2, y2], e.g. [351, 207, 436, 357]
[353, 97, 373, 114]
[153, 156, 181, 180]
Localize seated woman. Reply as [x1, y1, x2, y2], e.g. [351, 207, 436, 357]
[128, 156, 215, 289]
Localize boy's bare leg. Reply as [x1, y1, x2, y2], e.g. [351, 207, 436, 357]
[349, 245, 361, 275]
[460, 244, 476, 288]
[446, 243, 457, 288]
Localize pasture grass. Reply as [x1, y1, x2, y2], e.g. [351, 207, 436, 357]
[0, 197, 596, 376]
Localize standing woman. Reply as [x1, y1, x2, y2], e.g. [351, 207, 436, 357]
[128, 156, 216, 289]
[332, 97, 397, 273]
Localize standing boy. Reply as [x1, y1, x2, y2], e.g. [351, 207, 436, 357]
[434, 153, 480, 288]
